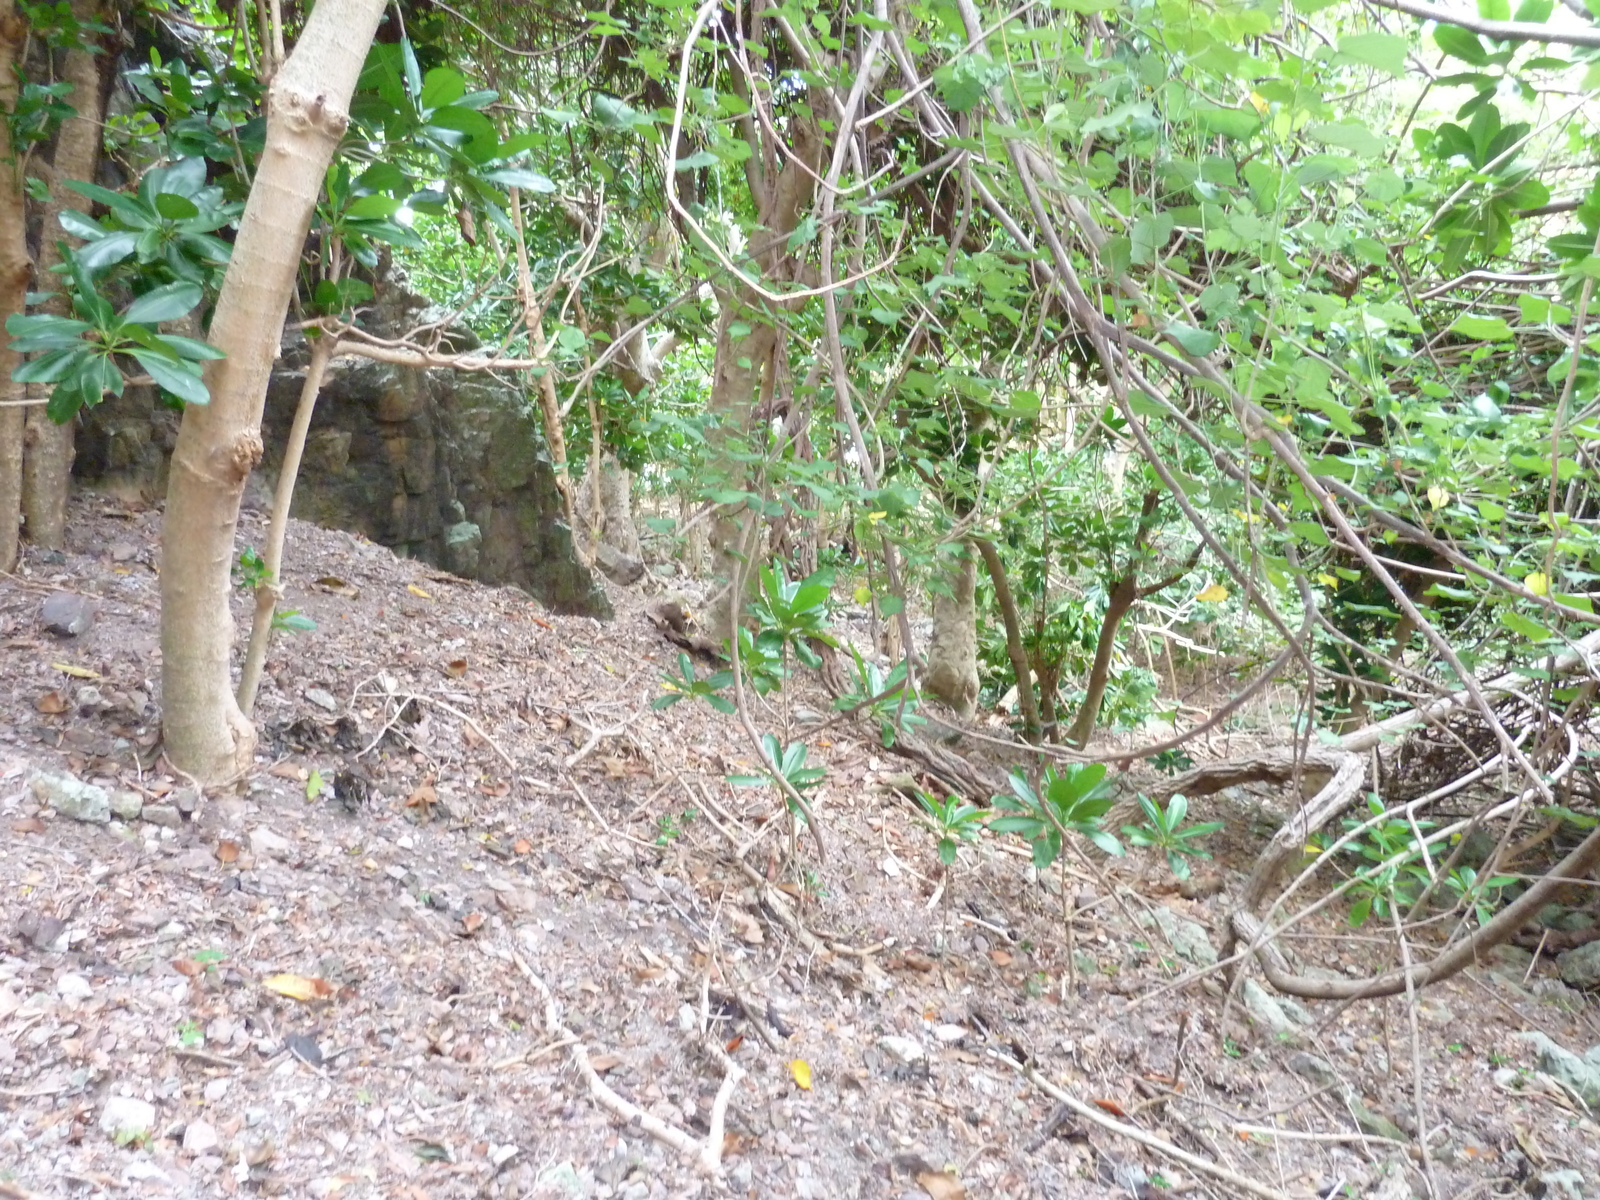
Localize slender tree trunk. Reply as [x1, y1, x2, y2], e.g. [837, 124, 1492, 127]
[702, 117, 822, 641]
[923, 549, 979, 718]
[971, 536, 1042, 742]
[237, 334, 337, 715]
[21, 0, 106, 550]
[0, 0, 29, 572]
[161, 0, 387, 781]
[1065, 573, 1137, 748]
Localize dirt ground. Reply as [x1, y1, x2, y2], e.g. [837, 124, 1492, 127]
[2, 494, 1598, 1200]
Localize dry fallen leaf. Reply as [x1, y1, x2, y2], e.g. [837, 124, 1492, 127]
[172, 958, 204, 978]
[1195, 582, 1229, 604]
[11, 817, 45, 834]
[725, 1035, 743, 1053]
[406, 781, 437, 810]
[588, 1053, 622, 1073]
[789, 1059, 813, 1090]
[444, 658, 468, 678]
[916, 1170, 967, 1200]
[512, 837, 532, 855]
[263, 973, 335, 1002]
[478, 778, 510, 797]
[406, 584, 433, 600]
[989, 949, 1013, 966]
[269, 763, 308, 781]
[460, 912, 486, 936]
[1092, 1097, 1128, 1117]
[216, 840, 240, 864]
[34, 691, 68, 714]
[51, 662, 100, 679]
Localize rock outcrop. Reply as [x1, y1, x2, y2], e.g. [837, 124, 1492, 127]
[75, 275, 609, 617]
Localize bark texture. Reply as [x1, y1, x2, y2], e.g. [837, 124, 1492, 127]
[0, 0, 27, 572]
[923, 552, 979, 718]
[160, 0, 388, 781]
[21, 0, 106, 549]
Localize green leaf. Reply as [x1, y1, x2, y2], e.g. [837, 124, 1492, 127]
[6, 313, 91, 351]
[153, 334, 225, 361]
[1499, 609, 1552, 642]
[153, 192, 200, 220]
[123, 281, 202, 325]
[675, 150, 718, 171]
[419, 66, 466, 111]
[1165, 323, 1220, 357]
[12, 346, 85, 384]
[346, 193, 403, 219]
[1305, 121, 1383, 158]
[1449, 313, 1513, 340]
[131, 350, 209, 405]
[1434, 25, 1488, 65]
[484, 167, 556, 193]
[1337, 32, 1408, 77]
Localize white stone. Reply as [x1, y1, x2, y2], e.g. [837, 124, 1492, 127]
[57, 974, 93, 1001]
[250, 827, 292, 859]
[878, 1035, 925, 1064]
[183, 1119, 219, 1155]
[99, 1095, 157, 1139]
[930, 1023, 967, 1044]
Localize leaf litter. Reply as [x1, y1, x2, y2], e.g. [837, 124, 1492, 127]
[0, 498, 1594, 1198]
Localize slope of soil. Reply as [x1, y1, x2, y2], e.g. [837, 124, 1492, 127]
[2, 495, 1597, 1200]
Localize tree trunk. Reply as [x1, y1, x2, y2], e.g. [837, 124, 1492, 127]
[923, 550, 979, 718]
[160, 0, 387, 781]
[1064, 572, 1138, 748]
[0, 0, 28, 572]
[576, 451, 641, 558]
[971, 536, 1042, 742]
[236, 334, 337, 716]
[21, 0, 107, 550]
[702, 117, 823, 641]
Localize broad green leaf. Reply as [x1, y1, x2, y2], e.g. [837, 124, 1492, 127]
[1434, 25, 1488, 65]
[346, 193, 402, 219]
[1449, 313, 1513, 340]
[123, 281, 202, 325]
[1337, 32, 1408, 77]
[1165, 323, 1220, 357]
[131, 350, 209, 405]
[1306, 121, 1383, 158]
[484, 167, 556, 193]
[675, 150, 718, 171]
[419, 66, 466, 111]
[153, 192, 200, 220]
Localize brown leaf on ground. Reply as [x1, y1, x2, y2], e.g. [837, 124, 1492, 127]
[917, 1171, 967, 1200]
[263, 973, 335, 1002]
[33, 691, 67, 714]
[588, 1053, 622, 1073]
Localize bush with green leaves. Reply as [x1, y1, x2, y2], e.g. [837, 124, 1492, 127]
[653, 651, 734, 714]
[990, 762, 1123, 869]
[1121, 793, 1223, 881]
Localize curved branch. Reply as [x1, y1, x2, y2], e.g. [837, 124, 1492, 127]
[1363, 0, 1600, 47]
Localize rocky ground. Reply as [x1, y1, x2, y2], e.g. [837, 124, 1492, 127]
[2, 494, 1599, 1200]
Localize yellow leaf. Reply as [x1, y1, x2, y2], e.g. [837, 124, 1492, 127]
[853, 586, 871, 605]
[407, 584, 433, 600]
[1195, 583, 1229, 604]
[1427, 485, 1449, 511]
[263, 973, 333, 1002]
[868, 511, 888, 524]
[52, 663, 101, 679]
[1247, 90, 1269, 114]
[1525, 571, 1549, 597]
[789, 1059, 813, 1090]
[1316, 573, 1338, 588]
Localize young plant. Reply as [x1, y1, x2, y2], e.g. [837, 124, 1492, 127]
[991, 763, 1123, 986]
[837, 646, 925, 747]
[1442, 866, 1517, 928]
[1121, 793, 1223, 881]
[745, 564, 837, 736]
[653, 651, 734, 714]
[728, 733, 826, 858]
[915, 790, 984, 949]
[1340, 795, 1434, 927]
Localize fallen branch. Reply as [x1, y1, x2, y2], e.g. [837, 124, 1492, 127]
[511, 950, 735, 1174]
[997, 1054, 1295, 1200]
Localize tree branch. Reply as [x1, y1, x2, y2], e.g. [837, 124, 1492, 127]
[1363, 0, 1600, 47]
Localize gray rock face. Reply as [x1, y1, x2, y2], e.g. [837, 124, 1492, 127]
[1557, 940, 1600, 990]
[74, 269, 608, 618]
[1519, 1031, 1600, 1107]
[31, 771, 111, 824]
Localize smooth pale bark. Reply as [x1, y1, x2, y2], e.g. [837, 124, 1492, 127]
[161, 0, 387, 781]
[0, 0, 28, 572]
[923, 551, 979, 717]
[22, 0, 106, 549]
